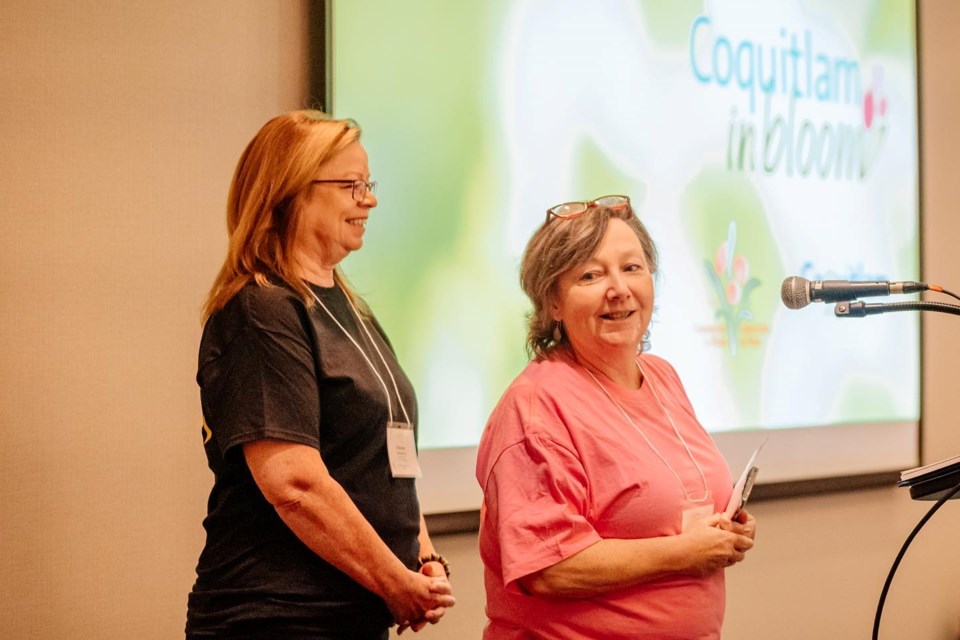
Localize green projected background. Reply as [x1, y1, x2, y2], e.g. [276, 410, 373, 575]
[331, 0, 920, 484]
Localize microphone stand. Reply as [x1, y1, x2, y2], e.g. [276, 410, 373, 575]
[829, 296, 960, 639]
[834, 299, 960, 502]
[833, 299, 960, 317]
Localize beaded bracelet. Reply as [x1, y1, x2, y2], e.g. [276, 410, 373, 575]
[417, 553, 451, 578]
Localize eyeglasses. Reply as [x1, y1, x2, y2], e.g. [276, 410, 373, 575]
[312, 178, 377, 202]
[546, 195, 631, 222]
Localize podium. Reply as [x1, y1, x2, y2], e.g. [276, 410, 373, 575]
[787, 286, 960, 638]
[896, 454, 960, 501]
[874, 456, 960, 639]
[862, 300, 960, 635]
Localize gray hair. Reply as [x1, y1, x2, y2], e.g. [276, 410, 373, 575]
[519, 205, 658, 360]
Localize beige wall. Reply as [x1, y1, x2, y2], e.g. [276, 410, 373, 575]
[0, 1, 309, 637]
[1, 2, 958, 639]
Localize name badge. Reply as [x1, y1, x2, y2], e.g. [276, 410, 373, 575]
[386, 421, 422, 478]
[681, 502, 715, 532]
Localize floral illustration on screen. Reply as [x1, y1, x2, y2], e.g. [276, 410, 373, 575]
[705, 221, 761, 356]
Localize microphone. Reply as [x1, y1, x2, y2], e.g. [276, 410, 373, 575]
[780, 276, 927, 309]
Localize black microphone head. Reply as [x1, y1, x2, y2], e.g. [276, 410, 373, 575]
[781, 276, 811, 309]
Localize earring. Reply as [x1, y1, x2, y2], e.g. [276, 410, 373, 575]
[553, 321, 562, 343]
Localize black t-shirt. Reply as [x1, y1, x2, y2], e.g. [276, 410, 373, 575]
[186, 280, 421, 639]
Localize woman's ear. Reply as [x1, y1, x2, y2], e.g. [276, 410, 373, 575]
[549, 296, 562, 322]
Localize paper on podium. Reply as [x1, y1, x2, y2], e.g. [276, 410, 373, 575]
[724, 442, 764, 518]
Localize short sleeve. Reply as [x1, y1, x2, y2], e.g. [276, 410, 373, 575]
[198, 286, 321, 457]
[484, 432, 602, 592]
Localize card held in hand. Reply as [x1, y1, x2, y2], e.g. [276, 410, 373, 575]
[724, 442, 765, 518]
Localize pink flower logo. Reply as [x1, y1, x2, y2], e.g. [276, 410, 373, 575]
[863, 65, 888, 130]
[726, 280, 742, 305]
[705, 221, 761, 355]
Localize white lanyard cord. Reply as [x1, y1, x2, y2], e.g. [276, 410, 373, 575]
[583, 360, 710, 503]
[308, 287, 411, 425]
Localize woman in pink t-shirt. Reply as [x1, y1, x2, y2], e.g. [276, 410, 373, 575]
[476, 197, 757, 640]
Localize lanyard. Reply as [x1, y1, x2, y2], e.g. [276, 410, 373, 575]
[308, 286, 411, 425]
[584, 359, 710, 503]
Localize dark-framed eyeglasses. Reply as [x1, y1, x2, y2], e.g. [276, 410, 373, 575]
[312, 178, 377, 202]
[546, 195, 631, 222]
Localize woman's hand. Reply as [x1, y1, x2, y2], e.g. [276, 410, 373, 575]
[392, 563, 455, 635]
[681, 513, 754, 575]
[726, 508, 757, 541]
[244, 440, 455, 633]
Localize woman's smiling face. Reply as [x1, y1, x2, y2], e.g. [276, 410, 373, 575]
[552, 218, 655, 359]
[295, 142, 378, 270]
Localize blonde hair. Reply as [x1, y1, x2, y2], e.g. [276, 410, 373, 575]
[202, 110, 363, 322]
[519, 205, 658, 360]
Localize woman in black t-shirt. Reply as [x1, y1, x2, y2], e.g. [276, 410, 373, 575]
[186, 111, 455, 640]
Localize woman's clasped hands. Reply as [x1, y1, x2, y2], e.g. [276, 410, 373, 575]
[393, 562, 456, 635]
[681, 509, 756, 576]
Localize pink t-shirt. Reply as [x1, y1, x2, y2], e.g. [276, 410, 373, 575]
[476, 353, 734, 640]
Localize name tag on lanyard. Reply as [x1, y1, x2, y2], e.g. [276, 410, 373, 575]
[681, 492, 715, 532]
[386, 421, 422, 478]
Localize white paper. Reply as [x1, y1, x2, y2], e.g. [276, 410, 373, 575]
[724, 442, 764, 518]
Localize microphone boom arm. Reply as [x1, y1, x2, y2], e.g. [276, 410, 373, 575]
[834, 300, 960, 317]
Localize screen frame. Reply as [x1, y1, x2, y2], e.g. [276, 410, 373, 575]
[315, 0, 924, 517]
